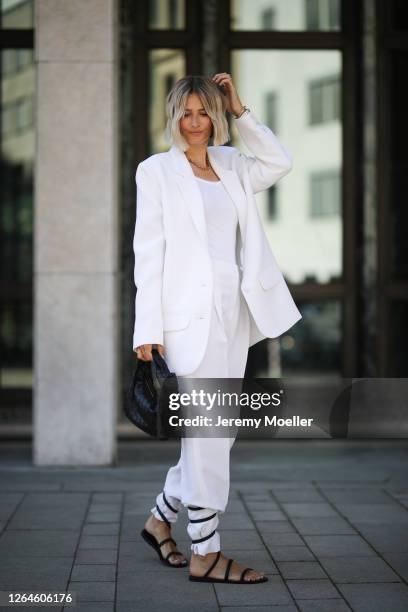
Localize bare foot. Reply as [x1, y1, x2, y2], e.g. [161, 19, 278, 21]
[144, 513, 187, 566]
[190, 551, 267, 582]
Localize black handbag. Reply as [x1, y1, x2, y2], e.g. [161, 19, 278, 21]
[125, 348, 179, 440]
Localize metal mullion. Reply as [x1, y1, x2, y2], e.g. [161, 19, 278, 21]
[228, 31, 344, 50]
[145, 30, 194, 47]
[291, 283, 346, 301]
[0, 29, 34, 49]
[342, 0, 362, 376]
[376, 0, 388, 375]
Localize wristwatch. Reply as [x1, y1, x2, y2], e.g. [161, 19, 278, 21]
[234, 105, 250, 119]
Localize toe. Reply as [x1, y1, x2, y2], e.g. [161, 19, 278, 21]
[169, 553, 186, 565]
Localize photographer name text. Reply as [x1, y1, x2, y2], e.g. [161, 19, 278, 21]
[169, 415, 314, 428]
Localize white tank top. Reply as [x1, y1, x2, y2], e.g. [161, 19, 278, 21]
[195, 176, 238, 265]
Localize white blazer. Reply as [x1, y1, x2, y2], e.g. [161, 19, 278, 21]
[132, 109, 302, 375]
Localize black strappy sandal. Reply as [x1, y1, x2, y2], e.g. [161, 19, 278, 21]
[140, 492, 187, 568]
[189, 550, 268, 584]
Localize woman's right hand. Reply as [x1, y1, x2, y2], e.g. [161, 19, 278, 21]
[135, 343, 165, 361]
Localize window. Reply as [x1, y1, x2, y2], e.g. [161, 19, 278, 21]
[261, 8, 275, 31]
[310, 170, 341, 217]
[265, 91, 278, 132]
[306, 0, 341, 31]
[309, 75, 340, 125]
[267, 185, 278, 220]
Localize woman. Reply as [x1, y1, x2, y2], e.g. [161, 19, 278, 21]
[133, 74, 301, 584]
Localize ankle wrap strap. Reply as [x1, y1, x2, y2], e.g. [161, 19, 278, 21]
[188, 512, 217, 523]
[162, 491, 178, 513]
[191, 528, 217, 544]
[155, 503, 171, 527]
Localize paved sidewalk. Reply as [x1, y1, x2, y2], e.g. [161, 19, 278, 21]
[0, 439, 407, 611]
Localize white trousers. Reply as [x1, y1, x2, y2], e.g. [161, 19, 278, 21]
[151, 258, 251, 554]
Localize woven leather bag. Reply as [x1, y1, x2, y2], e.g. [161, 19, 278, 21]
[125, 348, 179, 440]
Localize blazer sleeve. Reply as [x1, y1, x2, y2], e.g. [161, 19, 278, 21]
[132, 161, 165, 351]
[233, 109, 293, 194]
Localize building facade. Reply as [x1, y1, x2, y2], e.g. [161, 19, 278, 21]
[0, 0, 407, 463]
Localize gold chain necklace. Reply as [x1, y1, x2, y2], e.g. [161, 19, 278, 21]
[187, 152, 211, 172]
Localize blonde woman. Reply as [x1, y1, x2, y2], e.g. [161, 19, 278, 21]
[134, 74, 301, 583]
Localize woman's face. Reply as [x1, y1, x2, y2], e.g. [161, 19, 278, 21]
[179, 93, 213, 146]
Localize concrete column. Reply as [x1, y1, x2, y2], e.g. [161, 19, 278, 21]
[33, 0, 119, 465]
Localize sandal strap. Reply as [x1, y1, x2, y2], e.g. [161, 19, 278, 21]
[240, 567, 254, 582]
[155, 503, 171, 528]
[162, 491, 178, 514]
[204, 550, 222, 578]
[188, 512, 217, 524]
[165, 550, 184, 560]
[191, 529, 216, 544]
[158, 536, 176, 547]
[224, 558, 234, 581]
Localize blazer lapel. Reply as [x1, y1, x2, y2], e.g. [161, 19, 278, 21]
[169, 145, 247, 251]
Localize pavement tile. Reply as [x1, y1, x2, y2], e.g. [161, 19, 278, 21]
[219, 607, 298, 612]
[281, 503, 339, 518]
[70, 564, 116, 581]
[261, 533, 304, 547]
[304, 535, 376, 558]
[88, 503, 121, 512]
[117, 570, 217, 606]
[255, 520, 296, 534]
[353, 523, 408, 553]
[67, 580, 115, 602]
[319, 556, 401, 583]
[382, 552, 408, 580]
[62, 605, 114, 612]
[337, 582, 408, 612]
[273, 489, 325, 502]
[291, 517, 356, 535]
[93, 493, 122, 502]
[240, 493, 274, 500]
[286, 578, 341, 599]
[117, 553, 173, 573]
[0, 530, 78, 557]
[267, 546, 315, 562]
[336, 503, 408, 524]
[0, 493, 24, 520]
[244, 501, 280, 510]
[75, 549, 117, 564]
[214, 574, 293, 606]
[250, 510, 287, 521]
[8, 510, 85, 531]
[78, 535, 118, 550]
[297, 600, 352, 611]
[322, 488, 397, 504]
[81, 523, 119, 536]
[218, 514, 256, 530]
[0, 556, 72, 590]
[86, 512, 121, 523]
[277, 561, 328, 580]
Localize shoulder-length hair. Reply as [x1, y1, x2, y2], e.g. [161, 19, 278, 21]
[164, 75, 230, 151]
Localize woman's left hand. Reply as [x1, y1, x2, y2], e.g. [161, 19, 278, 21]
[212, 73, 245, 117]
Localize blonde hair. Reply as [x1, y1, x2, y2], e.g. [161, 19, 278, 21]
[164, 75, 230, 151]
